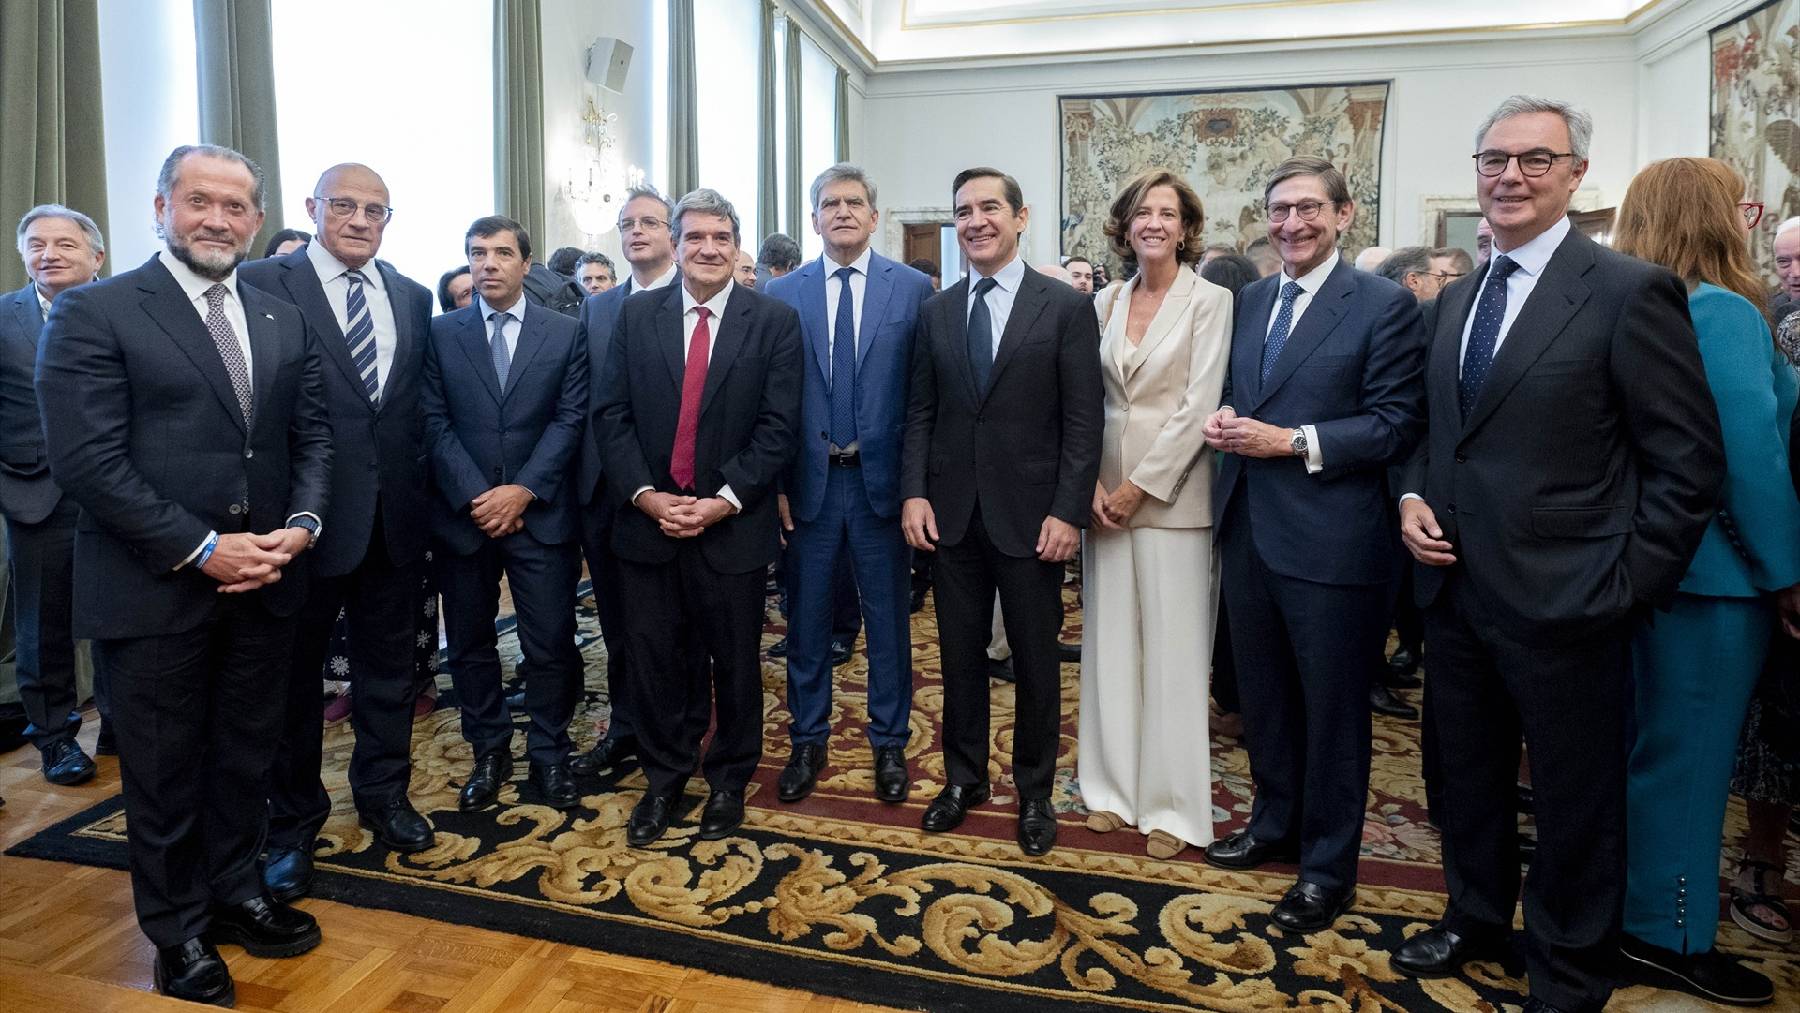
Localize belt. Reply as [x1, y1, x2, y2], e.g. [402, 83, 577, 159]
[828, 449, 861, 468]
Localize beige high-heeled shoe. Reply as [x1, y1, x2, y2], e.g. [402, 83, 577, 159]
[1086, 809, 1128, 833]
[1145, 830, 1186, 859]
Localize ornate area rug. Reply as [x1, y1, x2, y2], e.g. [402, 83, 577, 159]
[11, 585, 1800, 1011]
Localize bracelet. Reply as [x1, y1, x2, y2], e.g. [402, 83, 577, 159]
[195, 531, 221, 569]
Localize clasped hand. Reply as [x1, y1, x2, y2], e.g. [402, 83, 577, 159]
[640, 490, 732, 537]
[1202, 406, 1291, 458]
[203, 528, 308, 592]
[470, 484, 533, 538]
[1090, 480, 1146, 530]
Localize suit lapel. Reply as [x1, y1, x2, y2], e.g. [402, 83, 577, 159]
[243, 285, 282, 432]
[1252, 259, 1353, 410]
[455, 306, 504, 403]
[800, 261, 831, 385]
[1429, 266, 1481, 418]
[136, 257, 249, 436]
[1233, 277, 1277, 404]
[657, 287, 687, 392]
[1122, 270, 1191, 386]
[5, 289, 41, 360]
[856, 256, 896, 372]
[700, 285, 752, 413]
[376, 261, 416, 404]
[945, 278, 978, 404]
[1459, 231, 1594, 439]
[503, 304, 551, 400]
[985, 268, 1049, 400]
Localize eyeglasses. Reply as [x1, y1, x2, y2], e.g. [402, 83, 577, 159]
[617, 216, 666, 232]
[1427, 271, 1466, 281]
[1473, 150, 1575, 177]
[1267, 200, 1336, 224]
[314, 196, 393, 223]
[1740, 202, 1765, 229]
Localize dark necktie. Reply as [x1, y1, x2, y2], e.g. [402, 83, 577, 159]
[1459, 255, 1520, 419]
[488, 311, 511, 390]
[967, 276, 999, 394]
[671, 306, 712, 490]
[203, 284, 253, 427]
[1260, 280, 1304, 383]
[830, 266, 858, 446]
[344, 270, 380, 402]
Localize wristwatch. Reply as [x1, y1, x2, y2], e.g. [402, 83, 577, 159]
[290, 515, 322, 547]
[1289, 428, 1308, 457]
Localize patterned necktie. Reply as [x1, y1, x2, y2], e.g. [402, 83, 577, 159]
[967, 276, 999, 395]
[203, 284, 253, 427]
[830, 266, 858, 446]
[1260, 280, 1305, 383]
[671, 306, 712, 490]
[488, 311, 511, 390]
[1459, 256, 1520, 419]
[343, 270, 380, 403]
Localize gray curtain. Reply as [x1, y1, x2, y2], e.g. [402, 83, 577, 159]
[834, 65, 849, 164]
[494, 0, 547, 250]
[195, 0, 284, 258]
[757, 0, 777, 242]
[668, 0, 700, 200]
[783, 18, 803, 239]
[0, 0, 110, 293]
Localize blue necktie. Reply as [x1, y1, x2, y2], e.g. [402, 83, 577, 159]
[344, 270, 380, 403]
[1459, 256, 1520, 419]
[967, 276, 999, 395]
[1260, 280, 1304, 383]
[488, 311, 510, 390]
[829, 266, 858, 447]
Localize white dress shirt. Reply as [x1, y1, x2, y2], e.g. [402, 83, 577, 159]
[1458, 215, 1569, 374]
[307, 240, 398, 394]
[625, 262, 678, 295]
[474, 292, 527, 364]
[823, 246, 873, 369]
[965, 254, 1027, 357]
[35, 289, 50, 320]
[1264, 250, 1339, 474]
[160, 249, 251, 385]
[632, 280, 741, 510]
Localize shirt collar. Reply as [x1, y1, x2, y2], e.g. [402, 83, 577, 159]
[1491, 215, 1570, 279]
[823, 246, 873, 278]
[682, 278, 735, 320]
[633, 263, 678, 293]
[158, 248, 240, 304]
[1281, 249, 1339, 294]
[305, 239, 382, 290]
[969, 253, 1026, 293]
[35, 288, 51, 319]
[475, 292, 526, 323]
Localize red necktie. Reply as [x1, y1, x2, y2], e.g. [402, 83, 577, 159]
[670, 306, 711, 490]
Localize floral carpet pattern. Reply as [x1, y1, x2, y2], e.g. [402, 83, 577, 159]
[12, 585, 1800, 1011]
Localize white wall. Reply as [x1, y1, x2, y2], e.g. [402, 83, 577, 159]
[97, 0, 199, 272]
[1635, 34, 1711, 167]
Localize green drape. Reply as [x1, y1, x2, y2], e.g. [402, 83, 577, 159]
[783, 18, 803, 238]
[0, 0, 110, 293]
[194, 0, 284, 257]
[493, 0, 547, 251]
[758, 0, 778, 241]
[834, 65, 849, 164]
[668, 0, 700, 200]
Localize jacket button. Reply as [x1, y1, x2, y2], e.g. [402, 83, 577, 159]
[1445, 503, 1456, 514]
[1454, 453, 1465, 464]
[228, 503, 242, 516]
[244, 449, 254, 459]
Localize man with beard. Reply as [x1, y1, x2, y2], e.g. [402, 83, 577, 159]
[37, 143, 333, 1005]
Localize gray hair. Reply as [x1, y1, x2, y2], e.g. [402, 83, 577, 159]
[1374, 246, 1432, 284]
[619, 184, 671, 219]
[16, 204, 105, 257]
[1475, 95, 1593, 163]
[1777, 216, 1800, 240]
[809, 162, 878, 211]
[670, 188, 741, 246]
[157, 143, 267, 210]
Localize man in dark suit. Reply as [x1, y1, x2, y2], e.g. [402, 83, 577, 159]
[37, 143, 333, 1005]
[901, 167, 1103, 857]
[765, 164, 933, 804]
[238, 163, 436, 901]
[4, 204, 107, 785]
[1199, 157, 1426, 931]
[596, 188, 801, 846]
[1394, 97, 1725, 1013]
[425, 215, 587, 813]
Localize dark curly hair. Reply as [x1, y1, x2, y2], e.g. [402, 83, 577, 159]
[1102, 169, 1205, 272]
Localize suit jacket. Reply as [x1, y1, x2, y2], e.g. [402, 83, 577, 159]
[237, 250, 433, 576]
[1403, 228, 1725, 639]
[1093, 269, 1232, 529]
[900, 265, 1104, 557]
[422, 300, 587, 556]
[596, 282, 802, 574]
[0, 284, 62, 523]
[1213, 258, 1426, 584]
[36, 255, 333, 639]
[765, 252, 933, 522]
[575, 275, 677, 506]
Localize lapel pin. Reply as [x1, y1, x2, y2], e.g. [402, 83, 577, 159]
[263, 313, 275, 320]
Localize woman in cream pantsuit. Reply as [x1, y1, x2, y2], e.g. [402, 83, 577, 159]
[1079, 169, 1232, 859]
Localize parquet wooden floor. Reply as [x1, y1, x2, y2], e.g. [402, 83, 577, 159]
[0, 717, 904, 1012]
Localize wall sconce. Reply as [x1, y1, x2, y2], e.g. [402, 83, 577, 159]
[564, 94, 644, 237]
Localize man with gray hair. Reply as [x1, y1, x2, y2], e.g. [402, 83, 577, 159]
[1376, 246, 1463, 304]
[1395, 96, 1725, 1010]
[1773, 215, 1798, 326]
[4, 204, 108, 788]
[757, 232, 802, 280]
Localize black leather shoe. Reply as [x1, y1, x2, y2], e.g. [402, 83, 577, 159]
[154, 937, 234, 1006]
[909, 587, 928, 614]
[778, 743, 826, 802]
[1520, 1000, 1566, 1013]
[458, 750, 513, 811]
[505, 688, 527, 712]
[1386, 645, 1421, 681]
[41, 739, 95, 786]
[767, 636, 789, 659]
[986, 657, 1015, 683]
[829, 638, 855, 666]
[1203, 828, 1299, 870]
[263, 846, 314, 903]
[697, 789, 745, 840]
[873, 746, 909, 803]
[206, 894, 321, 958]
[922, 783, 989, 833]
[1391, 924, 1512, 978]
[528, 761, 580, 810]
[1057, 642, 1081, 664]
[94, 721, 118, 757]
[1370, 685, 1419, 720]
[358, 797, 435, 853]
[627, 792, 676, 846]
[1619, 933, 1775, 1006]
[570, 735, 638, 776]
[1017, 797, 1058, 856]
[1271, 880, 1354, 933]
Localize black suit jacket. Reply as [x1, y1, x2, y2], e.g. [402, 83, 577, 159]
[36, 255, 333, 639]
[900, 266, 1104, 557]
[1403, 228, 1725, 641]
[237, 250, 433, 576]
[0, 284, 62, 523]
[422, 300, 587, 556]
[575, 276, 676, 506]
[596, 282, 802, 574]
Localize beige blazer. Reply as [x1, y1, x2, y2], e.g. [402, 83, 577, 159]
[1093, 268, 1232, 529]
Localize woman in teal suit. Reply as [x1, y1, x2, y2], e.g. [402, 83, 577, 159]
[1612, 157, 1800, 1006]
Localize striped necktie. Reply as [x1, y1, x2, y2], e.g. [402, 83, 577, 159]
[344, 270, 380, 402]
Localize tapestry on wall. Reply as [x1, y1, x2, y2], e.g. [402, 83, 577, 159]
[1712, 0, 1800, 284]
[1059, 82, 1389, 272]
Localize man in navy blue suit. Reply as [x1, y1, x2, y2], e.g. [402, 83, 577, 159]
[1201, 156, 1426, 932]
[424, 215, 587, 813]
[764, 164, 932, 804]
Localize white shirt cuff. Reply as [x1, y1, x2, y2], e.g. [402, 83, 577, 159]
[1399, 493, 1424, 505]
[631, 485, 654, 505]
[718, 484, 742, 512]
[1301, 424, 1323, 474]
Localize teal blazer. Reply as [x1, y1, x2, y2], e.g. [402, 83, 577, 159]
[1679, 283, 1800, 598]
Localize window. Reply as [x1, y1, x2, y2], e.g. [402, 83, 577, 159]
[797, 33, 837, 260]
[97, 0, 200, 270]
[693, 0, 763, 243]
